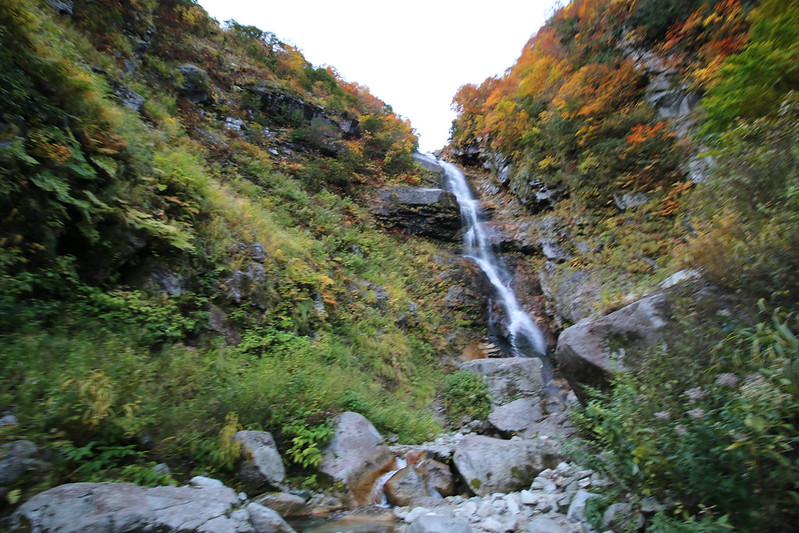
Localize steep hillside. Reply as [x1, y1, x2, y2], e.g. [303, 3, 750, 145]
[0, 0, 487, 506]
[448, 0, 799, 529]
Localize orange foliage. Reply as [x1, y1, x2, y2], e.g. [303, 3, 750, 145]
[626, 122, 673, 145]
[658, 0, 749, 88]
[553, 59, 641, 119]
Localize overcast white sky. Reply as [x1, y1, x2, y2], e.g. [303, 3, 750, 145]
[197, 0, 556, 152]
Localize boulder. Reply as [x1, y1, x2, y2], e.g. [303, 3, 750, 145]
[253, 492, 308, 517]
[458, 358, 544, 407]
[407, 513, 472, 533]
[0, 440, 49, 485]
[233, 431, 287, 491]
[319, 412, 396, 505]
[8, 481, 271, 532]
[556, 278, 752, 400]
[555, 292, 670, 400]
[246, 502, 296, 533]
[372, 187, 461, 241]
[452, 436, 561, 496]
[417, 458, 454, 497]
[488, 397, 544, 435]
[384, 465, 432, 507]
[566, 490, 600, 523]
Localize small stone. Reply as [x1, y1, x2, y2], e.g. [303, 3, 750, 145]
[478, 500, 495, 517]
[520, 490, 538, 505]
[482, 516, 507, 532]
[506, 494, 521, 515]
[189, 476, 224, 488]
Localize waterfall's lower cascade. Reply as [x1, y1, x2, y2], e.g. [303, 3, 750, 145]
[433, 157, 547, 357]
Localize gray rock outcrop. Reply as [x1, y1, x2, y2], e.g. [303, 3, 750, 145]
[452, 436, 561, 496]
[319, 412, 396, 505]
[233, 430, 287, 491]
[372, 187, 461, 241]
[174, 64, 211, 104]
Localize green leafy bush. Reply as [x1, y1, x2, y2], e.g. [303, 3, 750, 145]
[575, 307, 799, 530]
[443, 370, 491, 420]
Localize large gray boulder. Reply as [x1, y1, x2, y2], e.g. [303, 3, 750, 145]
[8, 481, 295, 532]
[459, 358, 544, 407]
[384, 465, 432, 507]
[233, 430, 286, 491]
[555, 292, 671, 400]
[452, 436, 561, 496]
[555, 278, 751, 401]
[319, 412, 396, 506]
[246, 502, 296, 533]
[372, 187, 461, 241]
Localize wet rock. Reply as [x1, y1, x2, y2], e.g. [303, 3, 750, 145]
[233, 431, 287, 491]
[458, 358, 545, 407]
[9, 482, 255, 532]
[319, 412, 396, 506]
[372, 187, 461, 241]
[407, 513, 472, 533]
[417, 458, 454, 497]
[0, 414, 18, 428]
[452, 436, 561, 496]
[221, 263, 273, 309]
[385, 465, 432, 506]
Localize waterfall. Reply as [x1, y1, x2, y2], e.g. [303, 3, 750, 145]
[433, 156, 547, 357]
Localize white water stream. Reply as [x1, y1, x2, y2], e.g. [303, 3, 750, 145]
[434, 157, 547, 357]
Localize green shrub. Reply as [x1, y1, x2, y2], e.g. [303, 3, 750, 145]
[443, 370, 491, 420]
[575, 307, 799, 530]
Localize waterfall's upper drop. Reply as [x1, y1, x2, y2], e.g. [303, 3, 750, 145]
[430, 156, 547, 357]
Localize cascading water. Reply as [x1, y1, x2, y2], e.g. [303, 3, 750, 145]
[434, 157, 547, 357]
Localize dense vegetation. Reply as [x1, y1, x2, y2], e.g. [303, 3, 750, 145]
[0, 0, 480, 503]
[449, 0, 799, 529]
